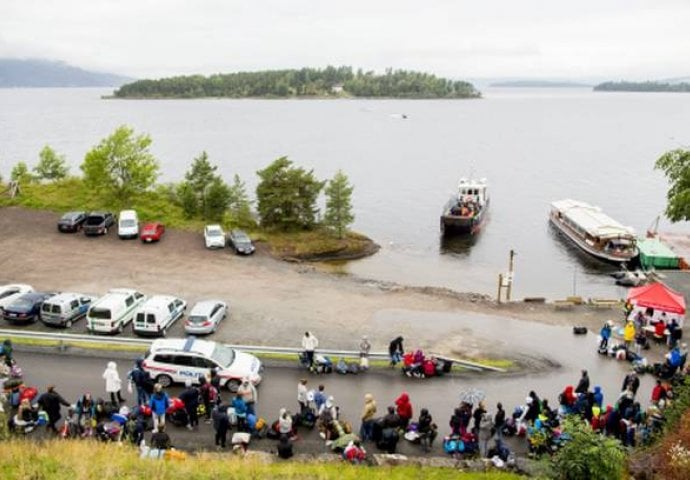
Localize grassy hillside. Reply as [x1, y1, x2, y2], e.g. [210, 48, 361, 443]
[0, 440, 522, 480]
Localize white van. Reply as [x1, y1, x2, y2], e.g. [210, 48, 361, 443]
[118, 210, 139, 239]
[133, 295, 186, 337]
[86, 288, 146, 334]
[40, 292, 96, 328]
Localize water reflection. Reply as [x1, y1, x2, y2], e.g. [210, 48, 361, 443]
[439, 233, 479, 256]
[547, 223, 620, 275]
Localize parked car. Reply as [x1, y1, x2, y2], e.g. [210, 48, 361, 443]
[86, 288, 146, 334]
[118, 210, 139, 239]
[142, 337, 262, 392]
[83, 212, 115, 236]
[184, 300, 228, 335]
[227, 230, 255, 255]
[0, 284, 34, 312]
[132, 295, 186, 337]
[204, 225, 225, 249]
[3, 292, 55, 324]
[57, 211, 87, 233]
[140, 222, 165, 243]
[40, 292, 96, 328]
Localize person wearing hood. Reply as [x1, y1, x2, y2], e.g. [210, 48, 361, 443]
[575, 369, 590, 395]
[102, 361, 125, 404]
[383, 406, 401, 429]
[559, 385, 576, 408]
[395, 392, 413, 429]
[417, 408, 437, 451]
[624, 321, 636, 350]
[359, 393, 377, 441]
[232, 394, 248, 432]
[593, 386, 604, 407]
[604, 405, 619, 437]
[523, 396, 539, 424]
[278, 408, 293, 438]
[599, 321, 612, 350]
[301, 331, 319, 369]
[36, 385, 70, 434]
[237, 377, 258, 416]
[127, 357, 152, 406]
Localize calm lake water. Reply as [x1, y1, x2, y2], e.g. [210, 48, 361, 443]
[2, 87, 689, 299]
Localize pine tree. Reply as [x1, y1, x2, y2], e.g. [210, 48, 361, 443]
[324, 170, 354, 239]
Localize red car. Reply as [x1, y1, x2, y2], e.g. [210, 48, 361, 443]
[140, 222, 165, 243]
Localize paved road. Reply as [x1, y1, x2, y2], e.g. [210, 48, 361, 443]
[10, 349, 480, 457]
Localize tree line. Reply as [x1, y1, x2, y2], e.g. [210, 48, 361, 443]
[114, 66, 480, 99]
[5, 126, 355, 238]
[594, 81, 690, 92]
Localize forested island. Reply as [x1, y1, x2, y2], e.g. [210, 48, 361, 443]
[594, 81, 690, 92]
[113, 66, 480, 99]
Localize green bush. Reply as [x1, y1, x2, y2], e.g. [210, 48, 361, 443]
[553, 417, 626, 480]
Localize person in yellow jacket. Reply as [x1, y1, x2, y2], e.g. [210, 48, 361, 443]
[623, 320, 636, 350]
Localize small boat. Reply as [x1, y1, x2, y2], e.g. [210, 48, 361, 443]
[441, 178, 489, 235]
[615, 270, 647, 287]
[549, 199, 638, 264]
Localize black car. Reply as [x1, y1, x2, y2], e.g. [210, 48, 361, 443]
[227, 230, 255, 255]
[83, 212, 115, 236]
[57, 211, 87, 232]
[3, 292, 55, 324]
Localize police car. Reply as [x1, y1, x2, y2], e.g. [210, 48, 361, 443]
[142, 337, 262, 392]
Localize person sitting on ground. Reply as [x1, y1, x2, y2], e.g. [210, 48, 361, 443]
[622, 371, 640, 396]
[593, 386, 604, 408]
[417, 408, 437, 451]
[559, 385, 577, 409]
[343, 439, 366, 464]
[277, 434, 293, 459]
[150, 424, 171, 450]
[383, 406, 401, 430]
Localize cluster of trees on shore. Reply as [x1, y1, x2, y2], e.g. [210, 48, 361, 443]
[594, 81, 690, 92]
[113, 66, 480, 99]
[6, 125, 355, 237]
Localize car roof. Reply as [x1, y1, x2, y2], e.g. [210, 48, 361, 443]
[91, 289, 141, 309]
[231, 230, 249, 238]
[150, 337, 217, 357]
[17, 292, 51, 301]
[189, 300, 224, 316]
[140, 295, 181, 310]
[44, 292, 91, 303]
[0, 284, 32, 292]
[206, 224, 223, 231]
[63, 211, 84, 217]
[87, 211, 108, 216]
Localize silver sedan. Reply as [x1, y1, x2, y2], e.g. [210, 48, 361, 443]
[184, 300, 228, 335]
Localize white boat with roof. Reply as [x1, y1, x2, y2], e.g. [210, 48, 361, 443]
[441, 178, 489, 235]
[549, 199, 638, 263]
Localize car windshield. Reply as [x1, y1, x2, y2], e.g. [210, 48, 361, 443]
[188, 315, 208, 324]
[143, 226, 157, 233]
[11, 299, 32, 310]
[89, 308, 111, 319]
[120, 219, 136, 227]
[85, 216, 104, 225]
[210, 343, 235, 367]
[207, 229, 222, 237]
[62, 212, 79, 220]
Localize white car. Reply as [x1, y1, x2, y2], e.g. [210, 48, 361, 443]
[142, 337, 262, 392]
[132, 295, 186, 337]
[0, 284, 34, 312]
[204, 224, 226, 249]
[118, 209, 139, 239]
[184, 300, 228, 335]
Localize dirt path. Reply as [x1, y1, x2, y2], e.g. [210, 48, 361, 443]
[0, 207, 617, 366]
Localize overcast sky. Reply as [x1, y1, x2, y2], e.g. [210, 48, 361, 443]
[1, 0, 688, 80]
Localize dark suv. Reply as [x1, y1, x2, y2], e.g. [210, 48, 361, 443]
[83, 212, 115, 236]
[57, 211, 87, 232]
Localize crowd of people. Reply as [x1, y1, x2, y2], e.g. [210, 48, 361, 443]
[1, 310, 689, 466]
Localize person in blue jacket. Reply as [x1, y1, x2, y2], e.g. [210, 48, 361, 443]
[149, 383, 170, 433]
[599, 321, 612, 350]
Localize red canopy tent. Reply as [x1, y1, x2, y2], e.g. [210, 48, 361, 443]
[627, 282, 686, 315]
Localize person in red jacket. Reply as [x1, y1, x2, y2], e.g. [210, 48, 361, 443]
[651, 380, 668, 406]
[395, 392, 413, 429]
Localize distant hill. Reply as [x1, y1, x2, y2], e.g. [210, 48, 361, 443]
[490, 80, 591, 88]
[593, 81, 690, 92]
[113, 66, 481, 99]
[0, 59, 133, 87]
